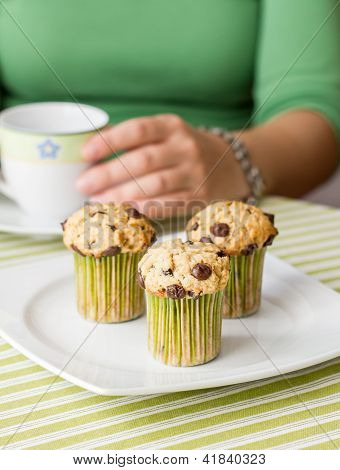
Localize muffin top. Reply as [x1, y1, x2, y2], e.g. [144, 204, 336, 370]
[138, 239, 229, 299]
[62, 203, 156, 258]
[186, 201, 278, 256]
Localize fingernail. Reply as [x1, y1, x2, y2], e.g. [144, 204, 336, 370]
[89, 194, 104, 203]
[83, 143, 98, 160]
[76, 175, 92, 192]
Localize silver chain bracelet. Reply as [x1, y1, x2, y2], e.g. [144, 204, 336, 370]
[199, 126, 266, 201]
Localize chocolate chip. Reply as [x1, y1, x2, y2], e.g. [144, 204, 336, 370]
[126, 207, 142, 219]
[191, 222, 199, 231]
[217, 250, 227, 257]
[137, 271, 145, 289]
[70, 243, 85, 257]
[107, 224, 116, 231]
[200, 236, 213, 243]
[263, 234, 275, 247]
[191, 263, 212, 280]
[163, 269, 173, 276]
[210, 223, 230, 237]
[185, 240, 193, 245]
[187, 290, 201, 300]
[264, 212, 275, 224]
[102, 246, 121, 256]
[60, 219, 67, 231]
[241, 244, 258, 256]
[166, 284, 186, 299]
[91, 211, 106, 217]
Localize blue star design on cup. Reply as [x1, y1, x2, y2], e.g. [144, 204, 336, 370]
[37, 139, 60, 159]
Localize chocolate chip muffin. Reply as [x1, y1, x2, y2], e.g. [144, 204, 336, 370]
[138, 239, 230, 367]
[186, 201, 278, 319]
[63, 203, 155, 258]
[62, 203, 156, 323]
[187, 201, 277, 255]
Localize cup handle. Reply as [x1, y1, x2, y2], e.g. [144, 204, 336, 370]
[0, 170, 15, 200]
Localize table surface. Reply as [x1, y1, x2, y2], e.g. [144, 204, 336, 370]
[1, 197, 339, 450]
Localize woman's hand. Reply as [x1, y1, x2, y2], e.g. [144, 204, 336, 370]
[76, 114, 248, 218]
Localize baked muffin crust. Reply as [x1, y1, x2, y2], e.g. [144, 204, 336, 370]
[62, 203, 156, 257]
[186, 201, 278, 256]
[138, 239, 229, 298]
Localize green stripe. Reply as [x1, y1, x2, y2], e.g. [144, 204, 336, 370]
[0, 364, 45, 382]
[0, 239, 61, 253]
[293, 255, 340, 268]
[276, 209, 334, 224]
[311, 274, 340, 283]
[304, 265, 340, 276]
[303, 436, 340, 450]
[0, 354, 29, 367]
[0, 344, 12, 353]
[0, 376, 65, 398]
[0, 234, 35, 242]
[272, 223, 340, 241]
[274, 243, 340, 259]
[0, 385, 85, 413]
[230, 419, 339, 450]
[270, 234, 340, 251]
[0, 395, 119, 430]
[0, 245, 64, 263]
[261, 197, 307, 209]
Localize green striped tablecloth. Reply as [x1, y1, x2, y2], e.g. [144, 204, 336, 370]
[0, 197, 339, 450]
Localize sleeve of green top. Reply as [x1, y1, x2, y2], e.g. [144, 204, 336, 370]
[253, 0, 340, 137]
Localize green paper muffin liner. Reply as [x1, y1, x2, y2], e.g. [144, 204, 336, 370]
[146, 290, 224, 367]
[74, 252, 145, 323]
[223, 248, 266, 319]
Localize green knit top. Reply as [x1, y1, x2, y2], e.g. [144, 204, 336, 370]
[0, 0, 339, 133]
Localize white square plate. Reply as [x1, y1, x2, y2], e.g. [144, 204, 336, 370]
[1, 240, 340, 395]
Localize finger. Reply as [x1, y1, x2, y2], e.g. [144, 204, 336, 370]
[89, 166, 191, 203]
[133, 192, 193, 219]
[83, 114, 179, 162]
[76, 144, 182, 195]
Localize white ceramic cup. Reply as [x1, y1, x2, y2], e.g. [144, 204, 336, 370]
[0, 102, 109, 221]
